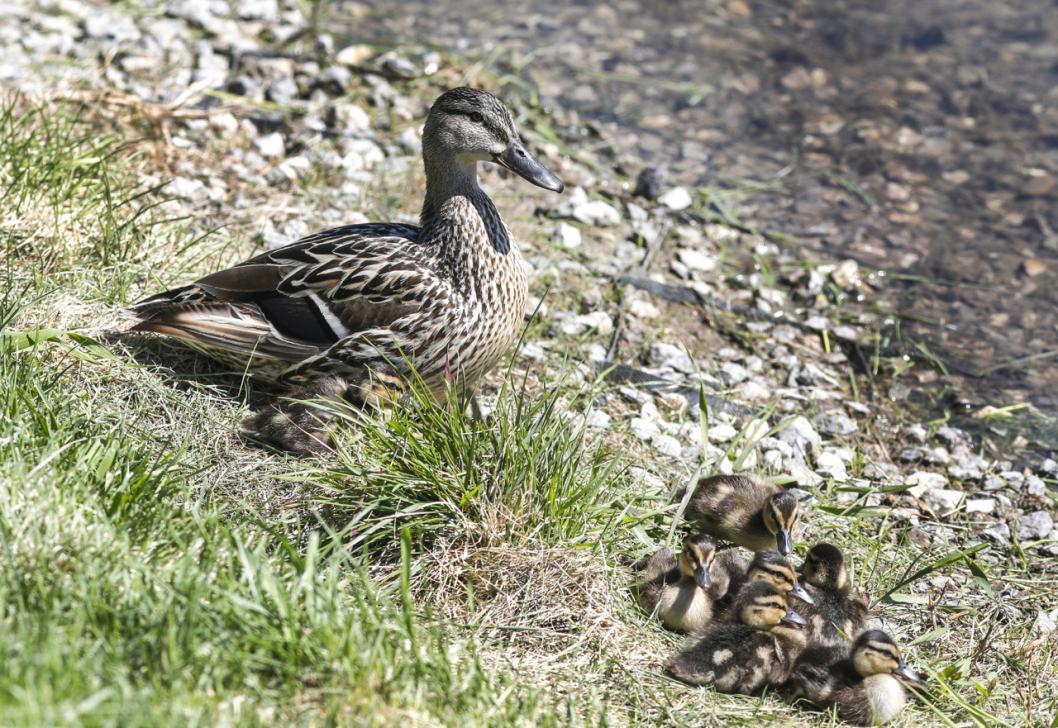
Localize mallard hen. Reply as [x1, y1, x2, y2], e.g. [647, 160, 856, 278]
[129, 87, 563, 453]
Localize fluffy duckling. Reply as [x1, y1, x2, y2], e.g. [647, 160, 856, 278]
[682, 474, 803, 555]
[799, 543, 869, 645]
[666, 581, 808, 694]
[788, 630, 920, 725]
[632, 535, 730, 632]
[715, 549, 814, 619]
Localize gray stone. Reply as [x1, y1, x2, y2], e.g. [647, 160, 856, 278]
[778, 416, 821, 455]
[676, 247, 716, 273]
[585, 409, 611, 429]
[1025, 475, 1047, 497]
[653, 434, 683, 457]
[648, 342, 694, 374]
[981, 523, 1010, 546]
[1033, 610, 1058, 636]
[922, 489, 963, 516]
[965, 498, 995, 515]
[718, 361, 749, 386]
[814, 410, 858, 437]
[630, 417, 659, 442]
[1016, 511, 1053, 541]
[266, 76, 300, 104]
[816, 449, 848, 481]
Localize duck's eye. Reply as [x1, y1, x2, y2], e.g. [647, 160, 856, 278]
[469, 111, 484, 123]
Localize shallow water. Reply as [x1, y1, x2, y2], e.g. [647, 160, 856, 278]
[343, 0, 1058, 431]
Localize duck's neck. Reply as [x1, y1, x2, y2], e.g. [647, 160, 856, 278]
[419, 155, 511, 255]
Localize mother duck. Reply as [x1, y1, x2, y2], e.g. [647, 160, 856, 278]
[129, 87, 564, 453]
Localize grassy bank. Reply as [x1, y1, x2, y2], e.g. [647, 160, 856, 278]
[0, 67, 1052, 728]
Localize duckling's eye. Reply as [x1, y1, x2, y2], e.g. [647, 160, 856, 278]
[469, 112, 484, 123]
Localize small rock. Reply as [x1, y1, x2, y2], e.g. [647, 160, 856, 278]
[708, 423, 738, 443]
[1022, 258, 1048, 277]
[254, 132, 285, 159]
[266, 76, 300, 104]
[336, 44, 375, 66]
[633, 167, 665, 200]
[904, 423, 928, 443]
[981, 523, 1010, 546]
[830, 259, 861, 289]
[1025, 475, 1047, 497]
[653, 434, 683, 457]
[965, 498, 995, 515]
[565, 188, 621, 227]
[650, 342, 695, 374]
[778, 416, 822, 455]
[630, 417, 660, 442]
[816, 449, 848, 481]
[317, 65, 352, 95]
[922, 489, 963, 516]
[676, 248, 716, 273]
[814, 410, 858, 437]
[1033, 610, 1058, 636]
[554, 222, 582, 249]
[585, 409, 611, 429]
[718, 361, 749, 386]
[628, 298, 660, 319]
[1016, 511, 1053, 541]
[1041, 458, 1058, 475]
[165, 176, 206, 200]
[907, 471, 949, 493]
[658, 186, 693, 211]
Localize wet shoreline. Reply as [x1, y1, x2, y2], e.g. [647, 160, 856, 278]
[342, 0, 1058, 437]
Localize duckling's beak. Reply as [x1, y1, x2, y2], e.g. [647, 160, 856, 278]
[780, 608, 807, 627]
[694, 564, 711, 590]
[789, 580, 815, 605]
[776, 529, 793, 556]
[494, 139, 564, 193]
[893, 661, 922, 683]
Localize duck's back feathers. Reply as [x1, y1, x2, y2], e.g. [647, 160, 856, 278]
[128, 223, 452, 381]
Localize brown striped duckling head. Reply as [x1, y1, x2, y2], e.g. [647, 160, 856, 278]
[736, 581, 808, 634]
[761, 490, 801, 556]
[746, 550, 815, 605]
[852, 631, 921, 683]
[801, 542, 850, 593]
[678, 534, 717, 590]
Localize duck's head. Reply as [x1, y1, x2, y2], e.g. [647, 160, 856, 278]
[801, 542, 848, 592]
[761, 490, 800, 556]
[423, 87, 563, 193]
[735, 581, 807, 633]
[746, 550, 815, 605]
[852, 630, 921, 682]
[677, 534, 716, 590]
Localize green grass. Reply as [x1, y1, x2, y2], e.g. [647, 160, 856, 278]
[1, 75, 1054, 728]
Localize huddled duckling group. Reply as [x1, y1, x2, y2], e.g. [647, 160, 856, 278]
[633, 474, 922, 725]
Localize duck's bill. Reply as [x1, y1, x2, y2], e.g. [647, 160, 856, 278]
[893, 662, 922, 683]
[776, 529, 793, 556]
[789, 580, 815, 605]
[781, 608, 807, 627]
[494, 140, 564, 193]
[694, 564, 711, 589]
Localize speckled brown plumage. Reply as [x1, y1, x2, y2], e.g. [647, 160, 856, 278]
[128, 87, 563, 452]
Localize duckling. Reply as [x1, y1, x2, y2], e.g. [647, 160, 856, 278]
[788, 630, 920, 725]
[714, 549, 814, 620]
[631, 535, 730, 632]
[666, 581, 808, 694]
[682, 474, 803, 555]
[799, 542, 869, 646]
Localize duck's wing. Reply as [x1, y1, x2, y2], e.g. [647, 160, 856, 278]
[128, 223, 435, 370]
